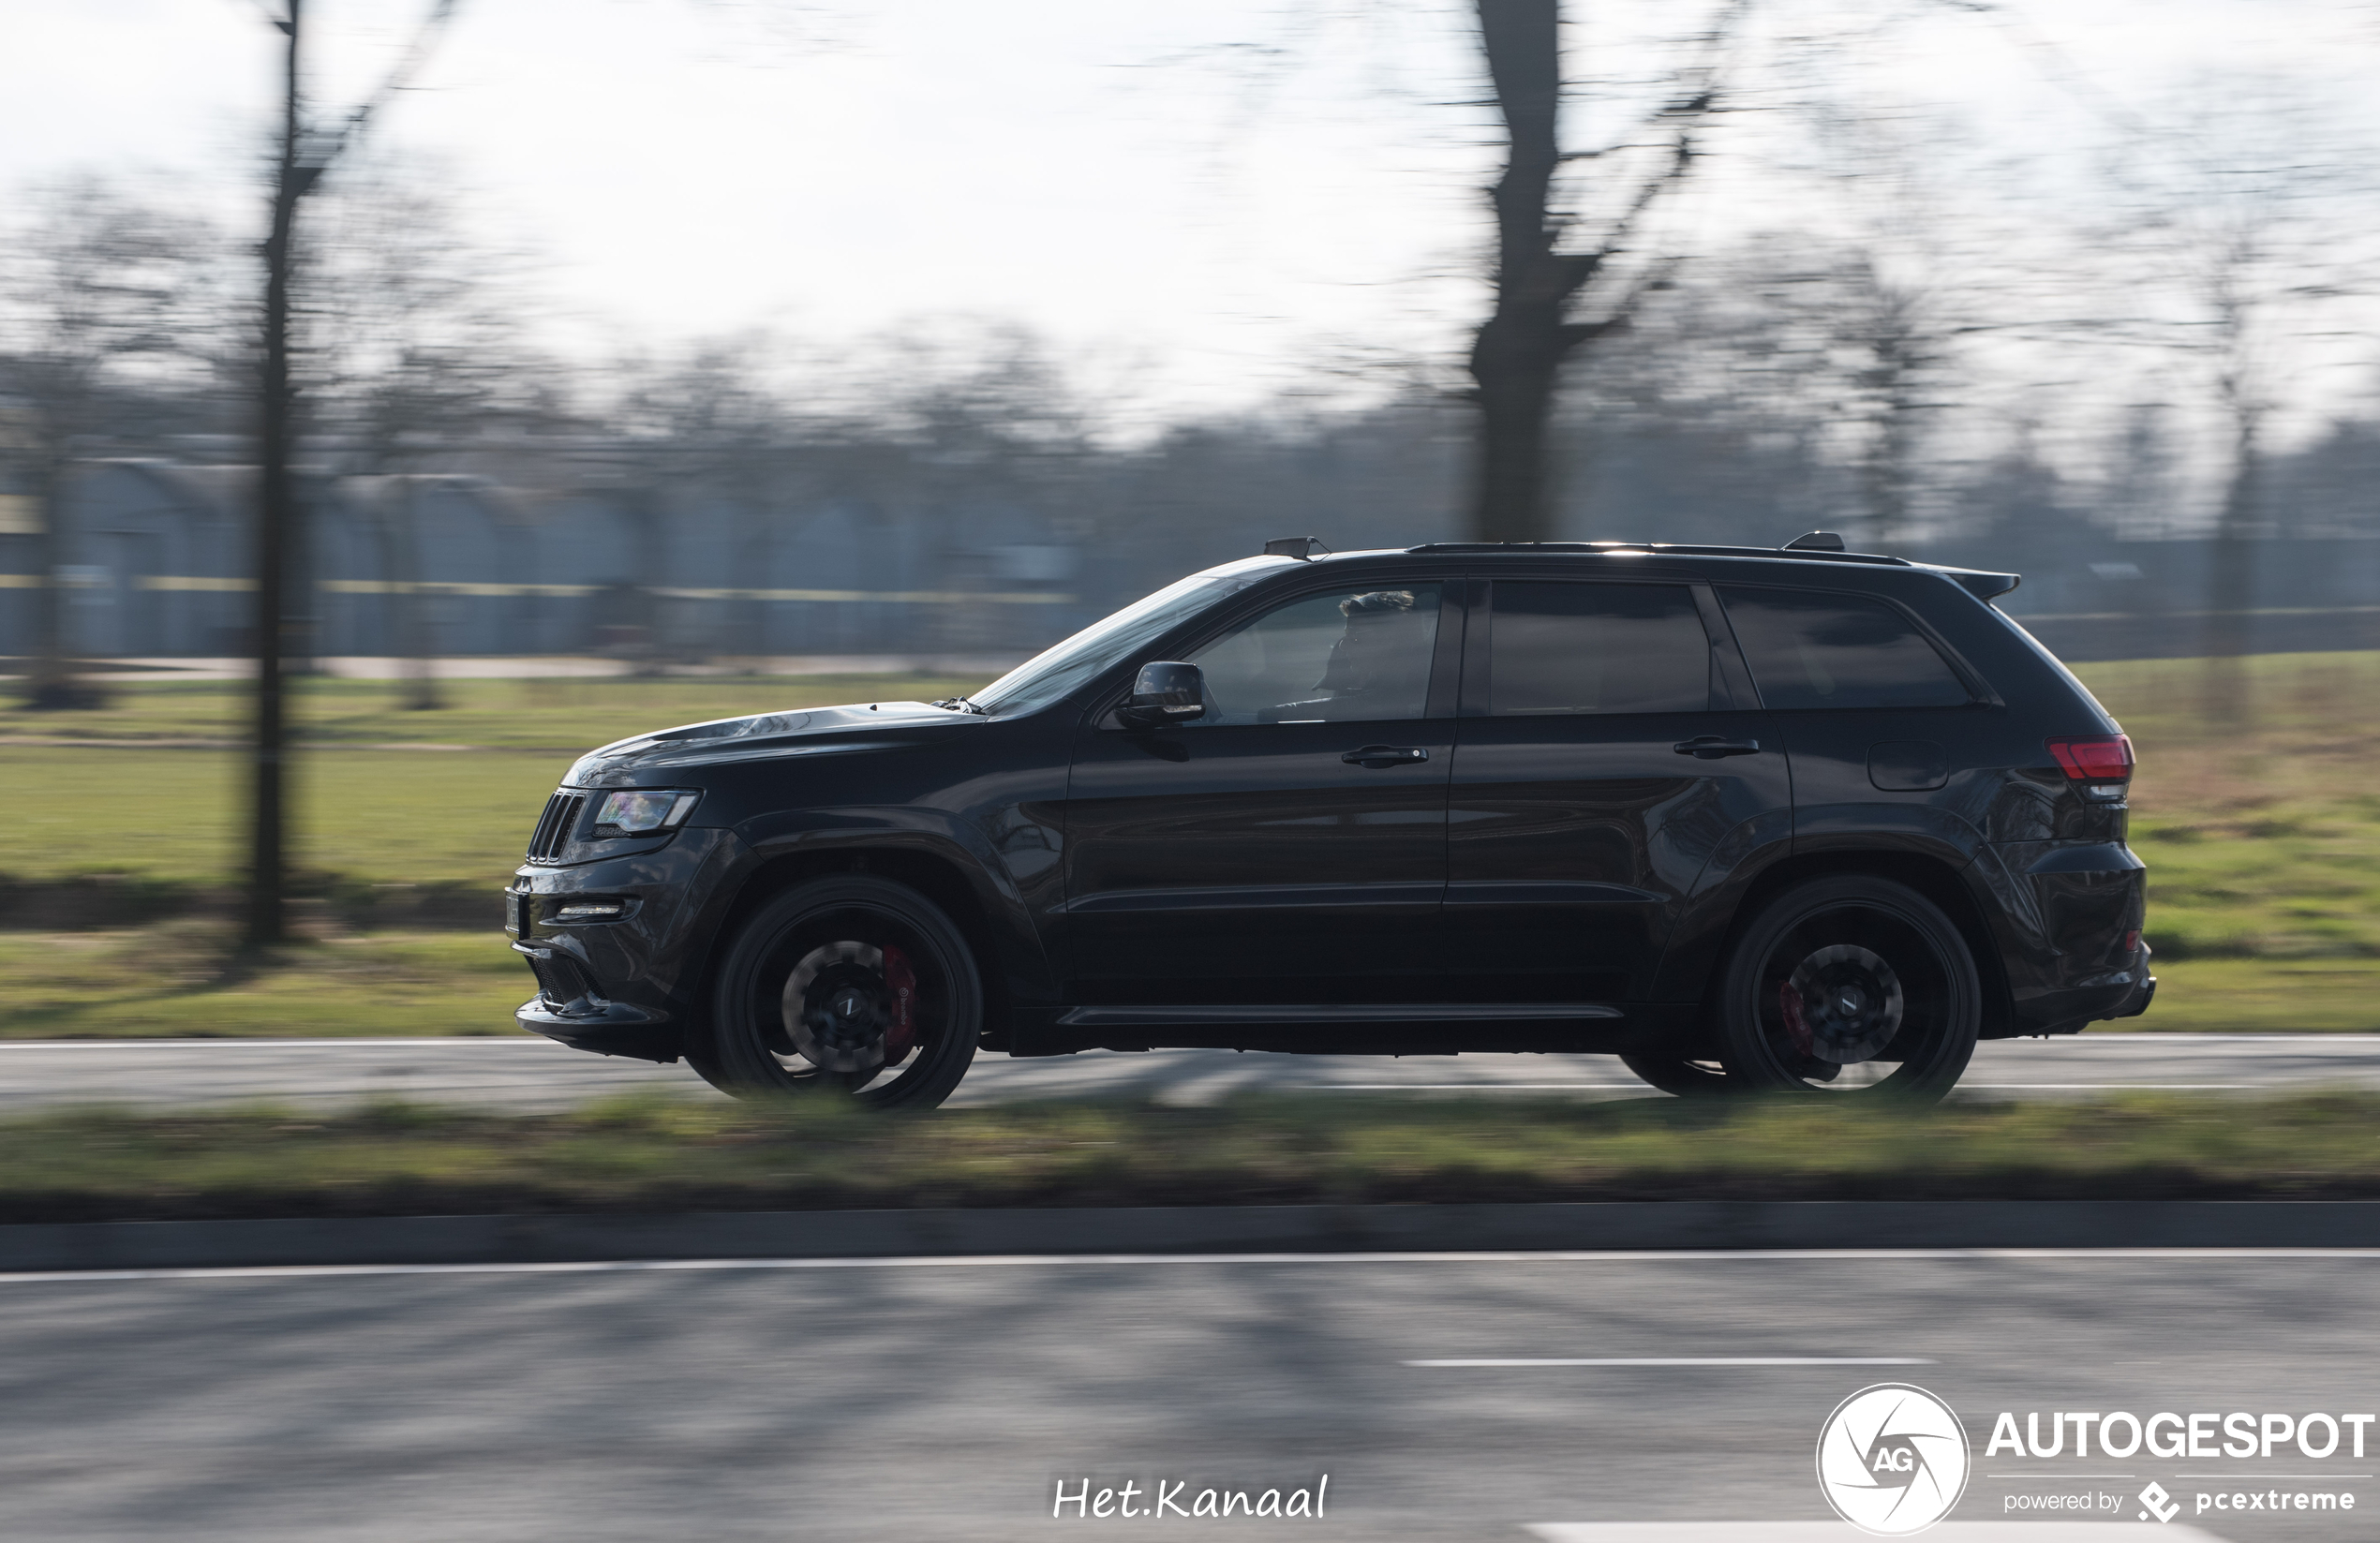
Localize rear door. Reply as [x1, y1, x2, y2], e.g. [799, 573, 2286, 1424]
[1440, 574, 1792, 1002]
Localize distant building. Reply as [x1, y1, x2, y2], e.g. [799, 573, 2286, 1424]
[0, 458, 1099, 661]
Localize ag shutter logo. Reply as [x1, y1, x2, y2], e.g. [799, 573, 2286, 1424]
[1816, 1384, 1972, 1536]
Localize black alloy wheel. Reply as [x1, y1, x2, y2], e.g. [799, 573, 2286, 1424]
[1617, 1054, 1735, 1098]
[703, 875, 980, 1109]
[1714, 875, 1980, 1103]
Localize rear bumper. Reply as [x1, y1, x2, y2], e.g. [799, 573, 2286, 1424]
[2108, 971, 2157, 1019]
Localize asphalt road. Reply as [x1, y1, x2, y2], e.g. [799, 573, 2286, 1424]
[0, 1032, 2374, 1112]
[1, 1249, 2366, 1540]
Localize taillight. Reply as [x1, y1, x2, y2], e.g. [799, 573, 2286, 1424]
[2045, 734, 2134, 800]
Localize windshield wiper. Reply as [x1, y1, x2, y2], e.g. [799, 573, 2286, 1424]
[930, 697, 989, 716]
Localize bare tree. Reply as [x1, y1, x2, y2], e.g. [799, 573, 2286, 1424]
[2090, 82, 2376, 720]
[1465, 0, 1738, 542]
[246, 0, 458, 950]
[0, 181, 223, 707]
[309, 167, 548, 706]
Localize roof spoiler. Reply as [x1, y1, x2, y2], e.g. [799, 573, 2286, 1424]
[1945, 569, 2021, 601]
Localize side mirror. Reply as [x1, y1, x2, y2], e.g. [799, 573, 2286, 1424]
[1117, 660, 1207, 730]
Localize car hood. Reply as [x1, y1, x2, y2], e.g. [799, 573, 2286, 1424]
[565, 701, 976, 785]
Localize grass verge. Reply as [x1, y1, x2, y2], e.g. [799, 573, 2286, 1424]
[7, 1091, 2380, 1224]
[1, 654, 2374, 1034]
[0, 927, 524, 1039]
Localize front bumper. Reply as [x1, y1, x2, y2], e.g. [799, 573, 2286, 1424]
[512, 941, 681, 1061]
[503, 828, 742, 1062]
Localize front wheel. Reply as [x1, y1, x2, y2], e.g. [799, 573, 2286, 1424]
[701, 875, 980, 1109]
[1714, 876, 1980, 1103]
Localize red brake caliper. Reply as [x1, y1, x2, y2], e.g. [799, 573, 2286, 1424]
[882, 945, 917, 1062]
[1778, 981, 1813, 1058]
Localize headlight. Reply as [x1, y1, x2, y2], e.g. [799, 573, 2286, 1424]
[593, 789, 700, 836]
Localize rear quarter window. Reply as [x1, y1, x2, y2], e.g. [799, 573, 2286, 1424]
[1718, 586, 1970, 711]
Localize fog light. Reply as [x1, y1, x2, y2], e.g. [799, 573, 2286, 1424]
[556, 900, 628, 921]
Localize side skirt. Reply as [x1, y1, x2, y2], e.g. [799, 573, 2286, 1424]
[1011, 1002, 1699, 1057]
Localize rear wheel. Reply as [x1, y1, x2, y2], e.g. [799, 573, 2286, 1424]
[1618, 1054, 1735, 1098]
[700, 875, 980, 1109]
[1714, 876, 1979, 1103]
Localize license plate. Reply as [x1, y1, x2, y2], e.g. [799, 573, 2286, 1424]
[508, 891, 533, 936]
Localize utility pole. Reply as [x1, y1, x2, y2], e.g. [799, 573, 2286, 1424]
[248, 0, 305, 950]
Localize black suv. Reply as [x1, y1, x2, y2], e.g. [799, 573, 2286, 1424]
[504, 536, 2153, 1105]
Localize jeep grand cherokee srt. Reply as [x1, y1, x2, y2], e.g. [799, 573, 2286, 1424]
[503, 534, 2153, 1105]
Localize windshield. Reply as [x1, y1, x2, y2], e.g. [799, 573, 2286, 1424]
[970, 558, 1284, 717]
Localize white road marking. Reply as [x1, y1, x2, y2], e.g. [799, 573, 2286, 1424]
[0, 1038, 554, 1049]
[3, 1247, 2377, 1286]
[1306, 1083, 1650, 1090]
[1406, 1357, 1933, 1367]
[1304, 1082, 2270, 1091]
[1957, 1083, 2267, 1090]
[1525, 1526, 2233, 1541]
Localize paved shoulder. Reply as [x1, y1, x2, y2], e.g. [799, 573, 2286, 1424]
[1, 1033, 2375, 1113]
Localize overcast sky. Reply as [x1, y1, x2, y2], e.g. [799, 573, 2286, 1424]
[6, 0, 2377, 429]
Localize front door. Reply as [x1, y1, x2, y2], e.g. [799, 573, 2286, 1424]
[1442, 576, 1792, 1002]
[1063, 579, 1458, 1005]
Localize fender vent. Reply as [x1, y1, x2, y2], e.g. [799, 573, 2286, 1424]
[527, 791, 587, 862]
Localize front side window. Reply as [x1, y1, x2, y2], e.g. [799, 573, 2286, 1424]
[1186, 584, 1444, 725]
[1718, 586, 1970, 710]
[1488, 581, 1710, 715]
[971, 559, 1277, 717]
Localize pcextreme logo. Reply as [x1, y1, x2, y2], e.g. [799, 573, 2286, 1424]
[1816, 1384, 1972, 1536]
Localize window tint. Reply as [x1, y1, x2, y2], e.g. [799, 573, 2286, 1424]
[1187, 584, 1443, 725]
[1488, 582, 1709, 716]
[1718, 586, 1970, 710]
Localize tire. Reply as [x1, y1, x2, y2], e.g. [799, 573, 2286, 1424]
[1713, 875, 1980, 1103]
[1618, 1054, 1736, 1098]
[699, 875, 980, 1110]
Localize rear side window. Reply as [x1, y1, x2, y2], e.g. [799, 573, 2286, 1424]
[1718, 587, 1969, 710]
[1489, 582, 1710, 715]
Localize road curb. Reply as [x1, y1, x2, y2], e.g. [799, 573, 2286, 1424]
[6, 1200, 2380, 1271]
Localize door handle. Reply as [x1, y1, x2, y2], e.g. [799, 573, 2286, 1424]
[1343, 745, 1430, 767]
[1673, 735, 1762, 760]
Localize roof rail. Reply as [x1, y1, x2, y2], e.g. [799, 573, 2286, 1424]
[1403, 540, 1911, 568]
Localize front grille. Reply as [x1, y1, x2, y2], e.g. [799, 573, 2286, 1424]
[526, 790, 588, 862]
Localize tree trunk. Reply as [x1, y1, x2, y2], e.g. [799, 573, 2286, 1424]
[247, 1, 303, 951]
[396, 482, 443, 710]
[22, 453, 103, 709]
[1467, 0, 1578, 545]
[2202, 414, 2259, 727]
